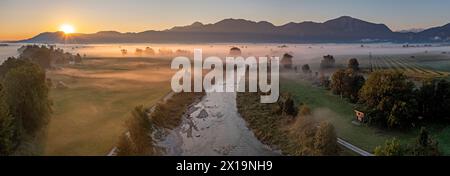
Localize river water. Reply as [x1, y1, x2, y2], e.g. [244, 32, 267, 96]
[157, 80, 279, 156]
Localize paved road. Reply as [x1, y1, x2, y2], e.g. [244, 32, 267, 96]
[337, 138, 374, 156]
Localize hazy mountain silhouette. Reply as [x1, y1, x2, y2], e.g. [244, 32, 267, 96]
[15, 16, 450, 43]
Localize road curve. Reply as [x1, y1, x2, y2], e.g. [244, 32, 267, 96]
[337, 138, 374, 156]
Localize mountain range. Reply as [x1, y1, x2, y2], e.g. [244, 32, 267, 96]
[13, 16, 450, 44]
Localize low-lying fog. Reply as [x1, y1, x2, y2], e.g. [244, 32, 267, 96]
[2, 43, 450, 64]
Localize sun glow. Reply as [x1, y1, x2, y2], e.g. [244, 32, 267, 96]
[59, 24, 75, 34]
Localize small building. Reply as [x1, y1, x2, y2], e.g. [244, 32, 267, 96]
[354, 110, 365, 122]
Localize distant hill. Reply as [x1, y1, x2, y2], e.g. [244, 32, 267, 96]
[15, 16, 450, 43]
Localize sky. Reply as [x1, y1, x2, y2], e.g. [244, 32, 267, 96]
[1, 0, 450, 40]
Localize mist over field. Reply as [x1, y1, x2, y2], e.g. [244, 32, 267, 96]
[3, 43, 450, 64]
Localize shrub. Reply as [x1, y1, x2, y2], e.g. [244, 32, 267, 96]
[374, 138, 405, 156]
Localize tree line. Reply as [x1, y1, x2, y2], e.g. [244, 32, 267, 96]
[0, 57, 51, 155]
[325, 58, 450, 128]
[0, 45, 80, 155]
[18, 45, 83, 69]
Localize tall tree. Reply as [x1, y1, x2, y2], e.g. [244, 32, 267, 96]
[417, 79, 450, 121]
[331, 69, 365, 102]
[348, 58, 360, 71]
[358, 71, 417, 127]
[412, 127, 440, 156]
[301, 64, 312, 74]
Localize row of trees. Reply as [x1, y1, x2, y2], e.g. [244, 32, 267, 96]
[359, 72, 450, 128]
[18, 45, 82, 69]
[328, 58, 450, 128]
[0, 58, 51, 155]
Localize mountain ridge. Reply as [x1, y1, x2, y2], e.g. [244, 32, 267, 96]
[14, 16, 450, 43]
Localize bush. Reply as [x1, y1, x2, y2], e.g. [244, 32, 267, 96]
[289, 107, 338, 156]
[374, 138, 405, 156]
[375, 127, 441, 156]
[314, 122, 338, 155]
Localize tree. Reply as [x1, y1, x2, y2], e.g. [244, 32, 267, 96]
[330, 69, 365, 102]
[411, 127, 440, 156]
[144, 47, 155, 55]
[282, 94, 296, 116]
[348, 58, 359, 71]
[301, 64, 312, 74]
[116, 105, 154, 155]
[0, 57, 27, 78]
[281, 53, 293, 69]
[74, 53, 82, 63]
[320, 55, 335, 69]
[374, 138, 405, 156]
[290, 115, 317, 155]
[417, 79, 450, 121]
[276, 93, 297, 116]
[313, 122, 338, 155]
[319, 74, 331, 89]
[0, 87, 14, 156]
[3, 62, 52, 136]
[358, 71, 418, 128]
[330, 69, 346, 95]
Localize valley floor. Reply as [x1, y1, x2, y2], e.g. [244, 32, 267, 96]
[45, 57, 174, 155]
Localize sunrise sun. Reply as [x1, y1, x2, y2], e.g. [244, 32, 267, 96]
[59, 24, 75, 34]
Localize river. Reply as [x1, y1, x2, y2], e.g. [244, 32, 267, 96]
[157, 80, 279, 156]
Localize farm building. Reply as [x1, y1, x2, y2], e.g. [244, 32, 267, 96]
[354, 110, 365, 122]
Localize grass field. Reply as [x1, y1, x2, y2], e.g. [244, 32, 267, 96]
[280, 77, 419, 152]
[45, 57, 174, 155]
[282, 78, 450, 155]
